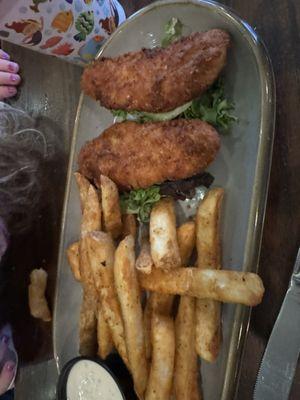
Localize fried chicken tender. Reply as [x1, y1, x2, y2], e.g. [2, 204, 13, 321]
[78, 119, 220, 190]
[81, 29, 230, 113]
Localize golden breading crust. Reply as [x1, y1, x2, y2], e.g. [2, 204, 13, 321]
[81, 29, 230, 113]
[78, 119, 220, 190]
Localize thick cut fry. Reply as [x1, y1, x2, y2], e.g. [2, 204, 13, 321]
[79, 291, 98, 356]
[174, 296, 201, 400]
[114, 235, 148, 399]
[122, 213, 137, 239]
[28, 269, 51, 322]
[196, 299, 221, 362]
[79, 238, 97, 291]
[177, 221, 196, 265]
[151, 292, 174, 315]
[66, 241, 81, 281]
[136, 240, 154, 274]
[79, 238, 98, 356]
[143, 292, 174, 362]
[101, 175, 122, 238]
[196, 188, 224, 269]
[75, 175, 102, 356]
[85, 231, 129, 367]
[145, 313, 175, 400]
[74, 172, 90, 212]
[144, 296, 152, 361]
[97, 306, 114, 359]
[81, 184, 102, 237]
[150, 198, 181, 269]
[196, 188, 224, 362]
[139, 268, 264, 306]
[190, 356, 202, 400]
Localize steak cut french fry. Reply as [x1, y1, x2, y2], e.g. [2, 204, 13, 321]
[74, 174, 103, 357]
[151, 292, 174, 315]
[122, 213, 137, 239]
[196, 188, 224, 362]
[79, 291, 98, 356]
[74, 172, 90, 212]
[174, 296, 201, 400]
[85, 231, 129, 368]
[101, 175, 122, 239]
[28, 269, 51, 322]
[97, 305, 114, 359]
[78, 237, 99, 357]
[190, 354, 202, 400]
[138, 268, 264, 306]
[177, 220, 196, 265]
[144, 295, 152, 361]
[143, 292, 174, 362]
[150, 198, 181, 269]
[196, 188, 224, 269]
[114, 235, 148, 398]
[81, 184, 102, 237]
[136, 240, 154, 274]
[145, 313, 175, 400]
[196, 299, 221, 362]
[66, 241, 81, 281]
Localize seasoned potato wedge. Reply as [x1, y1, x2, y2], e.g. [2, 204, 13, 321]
[145, 313, 175, 400]
[139, 268, 264, 306]
[85, 231, 129, 368]
[101, 175, 122, 239]
[150, 198, 181, 269]
[196, 188, 224, 362]
[66, 241, 81, 281]
[177, 220, 196, 265]
[28, 268, 51, 322]
[114, 235, 148, 398]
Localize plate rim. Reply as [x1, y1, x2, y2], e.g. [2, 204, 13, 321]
[53, 2, 276, 399]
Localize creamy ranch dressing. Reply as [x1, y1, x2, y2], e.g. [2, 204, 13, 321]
[66, 360, 123, 400]
[176, 186, 208, 222]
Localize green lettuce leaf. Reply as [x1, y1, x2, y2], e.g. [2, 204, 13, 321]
[120, 186, 161, 223]
[181, 78, 237, 131]
[161, 17, 183, 48]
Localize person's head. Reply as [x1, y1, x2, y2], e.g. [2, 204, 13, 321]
[0, 102, 49, 237]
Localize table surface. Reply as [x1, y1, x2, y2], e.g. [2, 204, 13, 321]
[2, 0, 300, 399]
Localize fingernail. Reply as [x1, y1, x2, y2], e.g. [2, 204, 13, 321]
[8, 63, 18, 73]
[0, 51, 10, 60]
[10, 74, 19, 82]
[1, 335, 9, 344]
[6, 362, 15, 372]
[8, 87, 17, 95]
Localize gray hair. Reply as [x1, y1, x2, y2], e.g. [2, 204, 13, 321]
[0, 102, 51, 233]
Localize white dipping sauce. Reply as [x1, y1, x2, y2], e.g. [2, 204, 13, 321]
[66, 360, 124, 400]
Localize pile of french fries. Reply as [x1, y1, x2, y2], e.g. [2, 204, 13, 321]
[67, 173, 264, 400]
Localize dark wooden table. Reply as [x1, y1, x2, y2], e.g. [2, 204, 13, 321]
[2, 0, 300, 399]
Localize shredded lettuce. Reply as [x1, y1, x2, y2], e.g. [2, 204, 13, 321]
[120, 186, 161, 223]
[161, 17, 183, 48]
[112, 101, 192, 123]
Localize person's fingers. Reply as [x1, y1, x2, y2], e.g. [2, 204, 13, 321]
[0, 50, 10, 60]
[0, 60, 19, 74]
[0, 71, 21, 86]
[0, 361, 16, 395]
[0, 86, 17, 100]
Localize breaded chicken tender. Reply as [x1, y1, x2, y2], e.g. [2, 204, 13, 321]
[78, 119, 220, 190]
[81, 29, 230, 113]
